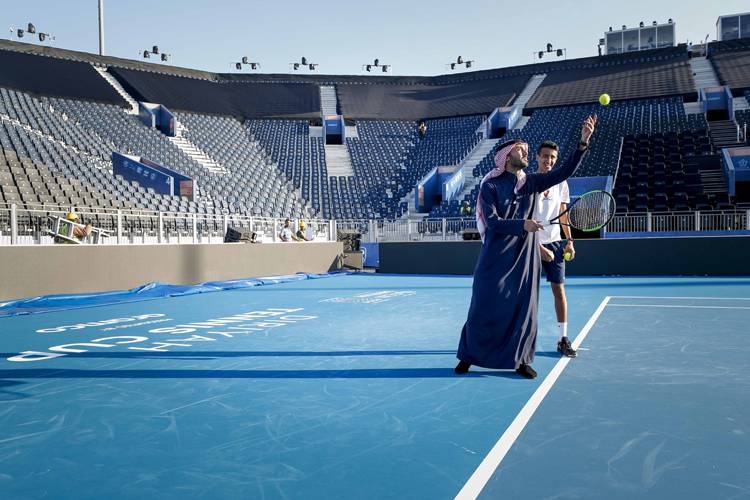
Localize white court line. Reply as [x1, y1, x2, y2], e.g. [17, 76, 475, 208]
[608, 304, 750, 310]
[610, 295, 750, 300]
[454, 296, 611, 500]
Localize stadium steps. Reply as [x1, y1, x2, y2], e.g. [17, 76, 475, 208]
[689, 58, 720, 90]
[708, 120, 745, 150]
[699, 170, 728, 193]
[686, 156, 727, 194]
[324, 144, 353, 177]
[517, 74, 547, 110]
[93, 66, 139, 114]
[452, 138, 504, 202]
[320, 86, 338, 115]
[397, 188, 420, 219]
[167, 133, 228, 175]
[475, 74, 544, 135]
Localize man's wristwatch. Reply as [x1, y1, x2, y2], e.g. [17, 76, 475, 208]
[578, 141, 589, 148]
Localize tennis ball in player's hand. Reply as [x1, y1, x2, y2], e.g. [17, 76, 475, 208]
[598, 93, 611, 106]
[563, 251, 573, 261]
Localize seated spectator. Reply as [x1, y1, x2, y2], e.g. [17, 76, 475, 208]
[279, 218, 295, 242]
[459, 200, 474, 216]
[295, 220, 313, 241]
[55, 212, 93, 244]
[418, 121, 427, 139]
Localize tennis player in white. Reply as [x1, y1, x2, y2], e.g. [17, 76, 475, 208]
[534, 140, 577, 357]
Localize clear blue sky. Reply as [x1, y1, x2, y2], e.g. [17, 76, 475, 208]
[3, 0, 748, 76]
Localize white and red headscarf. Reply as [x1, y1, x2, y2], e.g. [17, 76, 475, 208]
[476, 139, 528, 241]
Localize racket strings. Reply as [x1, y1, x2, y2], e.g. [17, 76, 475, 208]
[569, 191, 615, 231]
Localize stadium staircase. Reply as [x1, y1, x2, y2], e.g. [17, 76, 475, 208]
[708, 120, 745, 150]
[324, 144, 354, 177]
[474, 74, 545, 136]
[450, 138, 504, 204]
[320, 86, 338, 115]
[690, 156, 728, 197]
[689, 58, 720, 90]
[93, 66, 139, 114]
[167, 122, 228, 175]
[92, 66, 228, 176]
[516, 74, 547, 111]
[397, 139, 501, 221]
[398, 188, 428, 221]
[321, 86, 356, 176]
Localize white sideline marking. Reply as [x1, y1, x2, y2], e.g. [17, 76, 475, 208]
[454, 296, 611, 500]
[610, 295, 750, 300]
[608, 304, 750, 310]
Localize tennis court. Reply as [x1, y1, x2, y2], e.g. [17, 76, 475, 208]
[1, 273, 748, 499]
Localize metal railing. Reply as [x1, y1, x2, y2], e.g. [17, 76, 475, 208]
[607, 210, 749, 233]
[1, 202, 749, 246]
[0, 202, 335, 245]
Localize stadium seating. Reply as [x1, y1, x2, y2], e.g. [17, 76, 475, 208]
[347, 115, 484, 218]
[0, 39, 745, 225]
[526, 46, 696, 109]
[245, 119, 325, 216]
[708, 38, 750, 90]
[614, 130, 719, 212]
[431, 97, 710, 217]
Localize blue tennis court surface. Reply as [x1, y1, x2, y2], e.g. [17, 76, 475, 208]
[1, 273, 749, 499]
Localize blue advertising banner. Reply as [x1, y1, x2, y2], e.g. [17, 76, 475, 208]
[701, 86, 728, 112]
[141, 157, 196, 201]
[361, 242, 379, 268]
[112, 152, 173, 196]
[441, 167, 464, 201]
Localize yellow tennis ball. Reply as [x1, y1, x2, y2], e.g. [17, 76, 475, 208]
[599, 93, 611, 106]
[563, 251, 573, 261]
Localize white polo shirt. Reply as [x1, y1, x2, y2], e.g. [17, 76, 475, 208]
[535, 181, 570, 245]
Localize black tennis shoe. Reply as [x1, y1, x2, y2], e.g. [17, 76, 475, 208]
[557, 337, 577, 357]
[454, 360, 471, 374]
[515, 364, 537, 379]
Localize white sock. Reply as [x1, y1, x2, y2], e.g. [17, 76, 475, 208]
[558, 322, 568, 341]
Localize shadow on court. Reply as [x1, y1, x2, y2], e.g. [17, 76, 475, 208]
[0, 367, 522, 380]
[0, 349, 455, 360]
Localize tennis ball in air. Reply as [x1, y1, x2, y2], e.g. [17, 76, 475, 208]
[598, 93, 611, 106]
[563, 251, 573, 262]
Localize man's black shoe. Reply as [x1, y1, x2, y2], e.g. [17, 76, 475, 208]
[557, 337, 577, 358]
[515, 364, 537, 379]
[454, 360, 471, 374]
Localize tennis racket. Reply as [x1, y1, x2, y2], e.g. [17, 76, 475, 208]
[547, 189, 616, 232]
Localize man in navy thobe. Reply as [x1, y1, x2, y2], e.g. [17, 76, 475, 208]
[455, 115, 597, 378]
